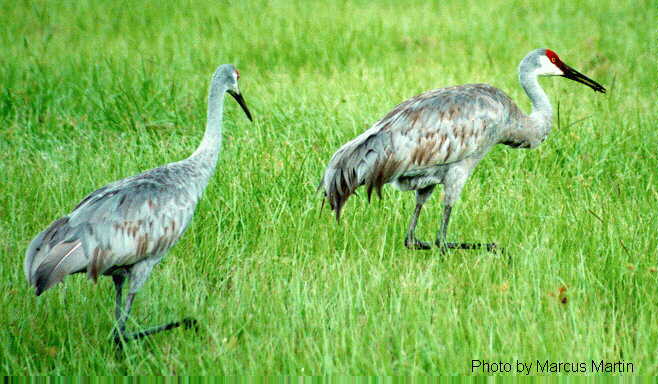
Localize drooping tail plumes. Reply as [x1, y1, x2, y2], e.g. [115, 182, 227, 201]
[24, 217, 88, 296]
[320, 129, 401, 221]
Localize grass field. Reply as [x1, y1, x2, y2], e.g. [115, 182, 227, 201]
[1, 0, 656, 375]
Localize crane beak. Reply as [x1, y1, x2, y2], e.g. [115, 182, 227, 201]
[560, 64, 606, 93]
[228, 90, 253, 121]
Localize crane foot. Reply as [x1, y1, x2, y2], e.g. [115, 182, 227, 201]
[404, 238, 432, 250]
[113, 317, 200, 349]
[181, 317, 200, 332]
[437, 242, 501, 253]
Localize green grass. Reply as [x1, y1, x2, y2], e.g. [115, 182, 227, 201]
[1, 0, 656, 375]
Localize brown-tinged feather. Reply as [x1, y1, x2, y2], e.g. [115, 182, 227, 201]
[319, 83, 528, 221]
[88, 247, 103, 282]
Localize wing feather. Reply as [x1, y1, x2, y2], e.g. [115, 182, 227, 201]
[78, 178, 197, 280]
[321, 83, 520, 218]
[25, 165, 200, 294]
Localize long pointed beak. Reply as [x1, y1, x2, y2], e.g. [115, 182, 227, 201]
[561, 64, 606, 93]
[227, 90, 253, 121]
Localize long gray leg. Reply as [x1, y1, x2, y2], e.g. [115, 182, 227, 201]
[113, 261, 198, 347]
[404, 185, 435, 250]
[113, 292, 135, 345]
[436, 203, 499, 253]
[435, 167, 498, 254]
[436, 204, 453, 252]
[115, 290, 196, 343]
[112, 270, 128, 324]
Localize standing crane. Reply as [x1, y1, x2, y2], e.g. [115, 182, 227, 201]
[24, 64, 252, 345]
[320, 48, 605, 252]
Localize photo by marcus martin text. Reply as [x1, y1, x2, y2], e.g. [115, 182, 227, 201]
[471, 359, 634, 374]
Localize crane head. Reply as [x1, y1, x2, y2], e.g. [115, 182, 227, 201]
[536, 49, 606, 93]
[215, 64, 253, 121]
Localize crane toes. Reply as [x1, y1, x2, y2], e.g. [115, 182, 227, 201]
[484, 243, 501, 253]
[404, 238, 432, 250]
[181, 317, 200, 332]
[111, 317, 200, 350]
[437, 242, 502, 253]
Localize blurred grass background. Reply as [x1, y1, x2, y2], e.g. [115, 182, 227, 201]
[1, 0, 656, 374]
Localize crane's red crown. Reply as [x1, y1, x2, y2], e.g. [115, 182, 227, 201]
[545, 49, 561, 64]
[545, 49, 569, 72]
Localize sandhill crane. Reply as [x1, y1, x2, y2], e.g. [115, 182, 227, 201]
[24, 64, 252, 345]
[320, 48, 605, 252]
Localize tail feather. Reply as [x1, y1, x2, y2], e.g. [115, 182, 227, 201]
[25, 216, 88, 295]
[320, 130, 402, 220]
[33, 241, 86, 296]
[25, 217, 69, 284]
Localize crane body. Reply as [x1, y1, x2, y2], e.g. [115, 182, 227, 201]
[24, 64, 252, 345]
[320, 48, 605, 251]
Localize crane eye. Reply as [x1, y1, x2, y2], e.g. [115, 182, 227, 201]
[550, 57, 556, 63]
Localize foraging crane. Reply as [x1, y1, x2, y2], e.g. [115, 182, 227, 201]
[320, 48, 605, 252]
[24, 64, 252, 345]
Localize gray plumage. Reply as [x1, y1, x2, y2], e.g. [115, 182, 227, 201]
[24, 64, 252, 343]
[320, 48, 605, 250]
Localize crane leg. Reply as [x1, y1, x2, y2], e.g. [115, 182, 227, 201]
[404, 185, 435, 250]
[434, 168, 499, 253]
[112, 292, 198, 347]
[112, 270, 128, 326]
[436, 204, 453, 253]
[435, 203, 499, 254]
[112, 263, 198, 348]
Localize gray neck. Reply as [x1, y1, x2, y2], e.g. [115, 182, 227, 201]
[519, 70, 552, 136]
[191, 81, 226, 161]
